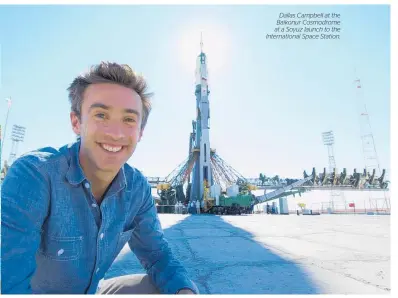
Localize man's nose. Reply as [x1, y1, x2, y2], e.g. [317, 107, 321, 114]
[104, 122, 125, 140]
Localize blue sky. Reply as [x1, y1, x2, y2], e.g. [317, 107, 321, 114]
[0, 5, 390, 180]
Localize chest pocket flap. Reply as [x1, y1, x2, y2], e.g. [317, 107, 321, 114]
[39, 235, 83, 261]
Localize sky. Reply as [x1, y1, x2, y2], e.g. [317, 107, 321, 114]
[0, 4, 391, 181]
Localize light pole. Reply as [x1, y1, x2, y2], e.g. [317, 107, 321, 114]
[1, 97, 12, 171]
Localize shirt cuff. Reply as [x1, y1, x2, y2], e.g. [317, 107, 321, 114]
[162, 273, 199, 294]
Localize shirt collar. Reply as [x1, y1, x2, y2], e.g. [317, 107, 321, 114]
[66, 141, 86, 186]
[107, 165, 127, 197]
[65, 141, 127, 195]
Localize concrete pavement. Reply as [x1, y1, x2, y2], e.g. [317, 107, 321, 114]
[105, 214, 390, 294]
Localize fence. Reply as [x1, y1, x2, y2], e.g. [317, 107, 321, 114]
[301, 198, 391, 215]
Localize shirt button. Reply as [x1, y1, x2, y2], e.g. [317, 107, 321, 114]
[57, 249, 64, 256]
[100, 233, 104, 240]
[96, 268, 100, 274]
[84, 182, 90, 189]
[91, 203, 97, 208]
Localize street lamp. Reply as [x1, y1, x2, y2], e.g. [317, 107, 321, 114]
[1, 97, 12, 171]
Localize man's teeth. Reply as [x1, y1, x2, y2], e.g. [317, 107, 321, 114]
[101, 144, 122, 152]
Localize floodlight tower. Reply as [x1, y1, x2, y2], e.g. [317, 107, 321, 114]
[8, 125, 26, 164]
[322, 131, 343, 211]
[322, 131, 336, 172]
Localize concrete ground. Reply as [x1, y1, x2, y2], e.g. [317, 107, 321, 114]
[105, 214, 390, 294]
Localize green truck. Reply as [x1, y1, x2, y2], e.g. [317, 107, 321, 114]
[205, 194, 255, 215]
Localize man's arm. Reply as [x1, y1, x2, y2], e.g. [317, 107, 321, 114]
[127, 182, 199, 294]
[177, 288, 196, 294]
[1, 157, 50, 294]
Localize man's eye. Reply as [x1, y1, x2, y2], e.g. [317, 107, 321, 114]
[125, 118, 136, 123]
[95, 113, 106, 119]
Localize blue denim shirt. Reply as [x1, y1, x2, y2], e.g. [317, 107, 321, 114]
[1, 141, 198, 294]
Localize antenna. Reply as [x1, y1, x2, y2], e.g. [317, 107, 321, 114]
[354, 77, 390, 213]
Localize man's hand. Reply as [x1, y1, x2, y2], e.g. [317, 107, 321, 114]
[177, 288, 195, 294]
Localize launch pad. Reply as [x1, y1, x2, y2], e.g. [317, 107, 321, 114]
[152, 38, 389, 215]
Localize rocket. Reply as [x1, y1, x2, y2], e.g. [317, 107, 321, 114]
[190, 35, 212, 202]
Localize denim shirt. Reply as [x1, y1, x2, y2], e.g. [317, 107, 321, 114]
[1, 141, 198, 294]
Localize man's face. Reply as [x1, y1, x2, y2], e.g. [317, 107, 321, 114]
[70, 83, 144, 173]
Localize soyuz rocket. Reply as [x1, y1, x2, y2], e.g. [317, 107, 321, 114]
[189, 36, 213, 203]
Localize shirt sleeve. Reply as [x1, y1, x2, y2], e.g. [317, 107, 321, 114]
[1, 157, 50, 294]
[127, 182, 199, 294]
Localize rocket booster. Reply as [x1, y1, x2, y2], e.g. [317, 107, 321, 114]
[195, 51, 209, 129]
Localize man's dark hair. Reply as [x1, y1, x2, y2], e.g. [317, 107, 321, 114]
[67, 61, 153, 129]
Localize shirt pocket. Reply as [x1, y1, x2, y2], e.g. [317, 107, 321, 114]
[39, 235, 83, 261]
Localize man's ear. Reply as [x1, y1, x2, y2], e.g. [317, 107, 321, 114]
[70, 112, 81, 136]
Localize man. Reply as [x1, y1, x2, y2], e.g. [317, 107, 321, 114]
[195, 200, 200, 214]
[1, 62, 198, 294]
[190, 201, 196, 214]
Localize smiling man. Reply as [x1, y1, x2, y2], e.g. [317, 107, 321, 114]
[1, 62, 199, 294]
